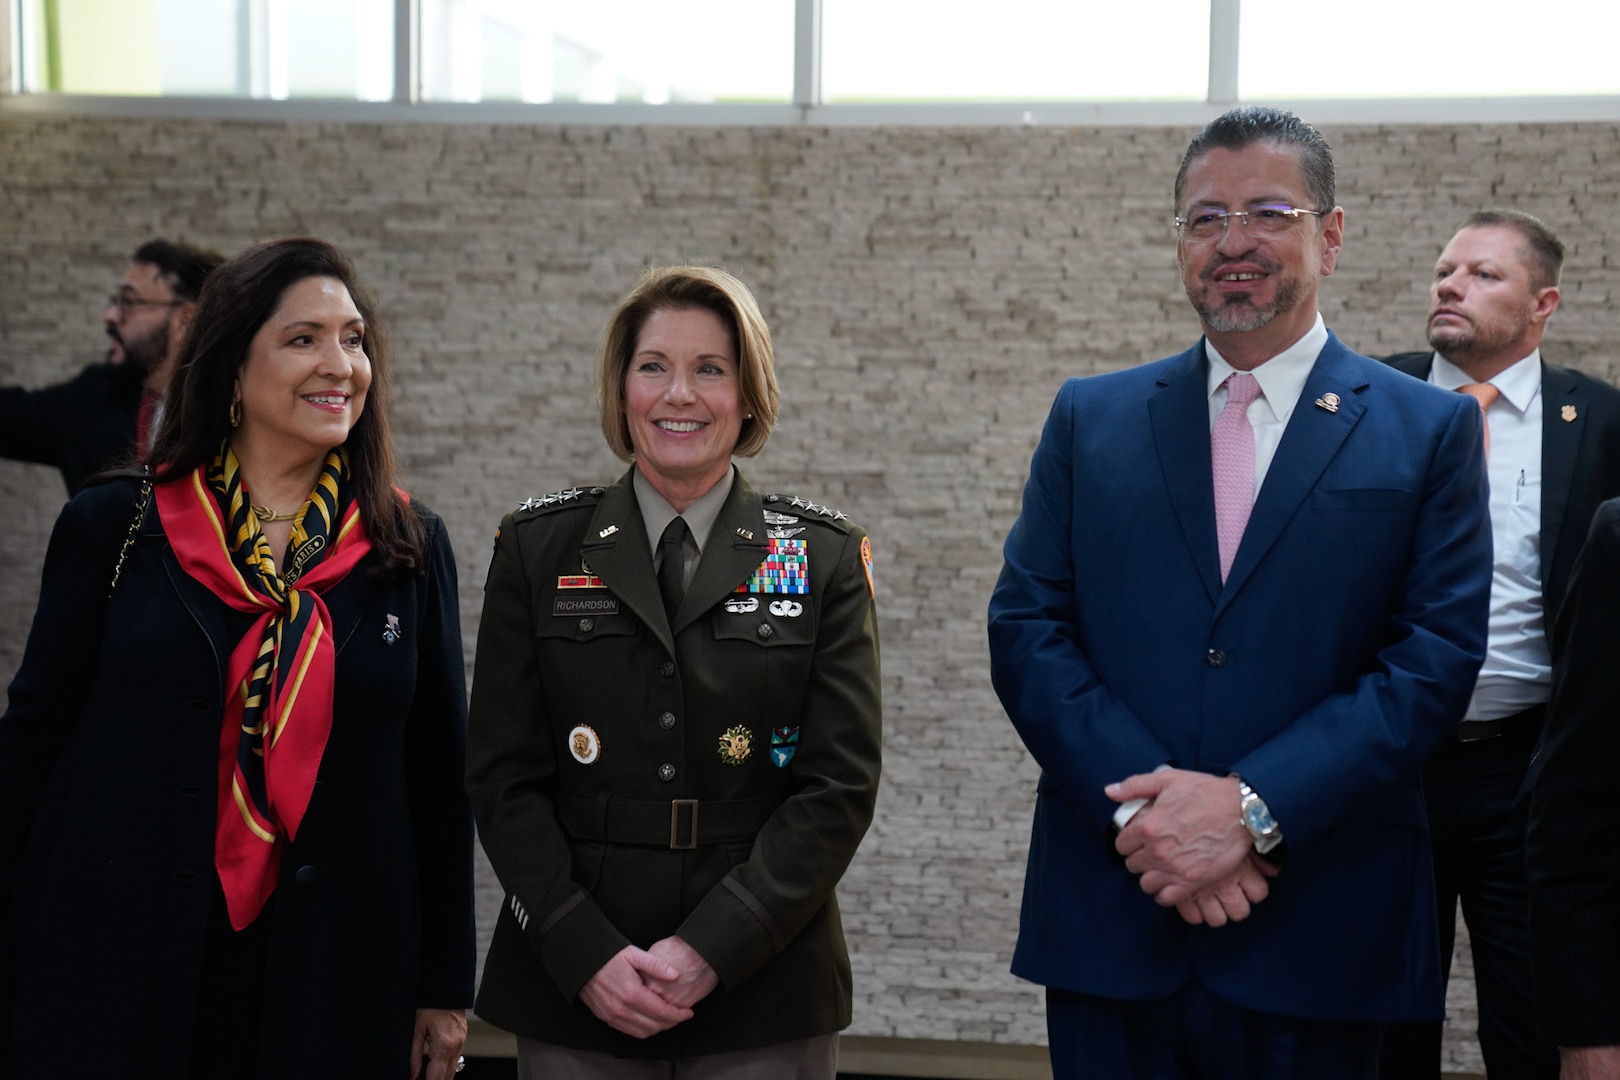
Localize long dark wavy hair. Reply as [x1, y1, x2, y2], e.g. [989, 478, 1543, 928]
[147, 237, 424, 571]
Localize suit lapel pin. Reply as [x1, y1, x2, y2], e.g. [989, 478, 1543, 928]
[598, 524, 619, 538]
[1314, 392, 1340, 414]
[382, 613, 401, 645]
[736, 527, 755, 540]
[1562, 404, 1578, 422]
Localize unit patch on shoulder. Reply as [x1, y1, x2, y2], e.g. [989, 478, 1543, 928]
[734, 538, 808, 594]
[861, 535, 875, 597]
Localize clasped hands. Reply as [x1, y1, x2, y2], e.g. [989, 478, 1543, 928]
[579, 935, 720, 1039]
[1107, 769, 1278, 928]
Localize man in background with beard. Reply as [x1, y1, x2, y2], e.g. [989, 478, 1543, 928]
[0, 239, 223, 493]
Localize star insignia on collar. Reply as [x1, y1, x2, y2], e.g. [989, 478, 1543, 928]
[519, 497, 544, 511]
[790, 496, 810, 509]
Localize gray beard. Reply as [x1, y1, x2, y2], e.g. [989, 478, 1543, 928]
[1193, 272, 1310, 334]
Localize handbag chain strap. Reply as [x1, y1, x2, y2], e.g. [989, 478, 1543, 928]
[109, 477, 155, 597]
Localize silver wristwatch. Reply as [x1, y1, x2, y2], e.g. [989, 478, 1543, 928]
[1234, 776, 1283, 855]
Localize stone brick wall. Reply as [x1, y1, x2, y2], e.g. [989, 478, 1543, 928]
[5, 114, 1615, 1061]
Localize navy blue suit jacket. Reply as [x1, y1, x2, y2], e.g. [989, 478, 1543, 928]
[988, 332, 1492, 1023]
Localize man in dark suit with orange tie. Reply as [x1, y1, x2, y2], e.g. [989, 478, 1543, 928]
[1380, 211, 1620, 1080]
[989, 108, 1493, 1079]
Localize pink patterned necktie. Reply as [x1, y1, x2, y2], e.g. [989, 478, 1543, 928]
[1212, 372, 1262, 583]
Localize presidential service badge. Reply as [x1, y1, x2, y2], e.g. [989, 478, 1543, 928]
[568, 724, 602, 765]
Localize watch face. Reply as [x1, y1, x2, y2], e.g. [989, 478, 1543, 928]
[1244, 799, 1278, 836]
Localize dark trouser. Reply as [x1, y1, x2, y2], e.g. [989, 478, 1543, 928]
[515, 1034, 838, 1079]
[1378, 710, 1557, 1079]
[1047, 983, 1381, 1080]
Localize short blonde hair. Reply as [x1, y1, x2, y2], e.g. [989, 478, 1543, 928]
[596, 265, 780, 462]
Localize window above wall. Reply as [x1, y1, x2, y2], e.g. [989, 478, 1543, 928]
[4, 0, 1620, 124]
[16, 0, 398, 99]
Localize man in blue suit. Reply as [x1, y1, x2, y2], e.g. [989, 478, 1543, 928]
[988, 107, 1493, 1079]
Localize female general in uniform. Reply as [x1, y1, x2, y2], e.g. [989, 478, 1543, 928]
[0, 238, 475, 1079]
[468, 266, 882, 1078]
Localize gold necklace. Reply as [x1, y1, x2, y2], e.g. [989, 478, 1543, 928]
[250, 503, 300, 523]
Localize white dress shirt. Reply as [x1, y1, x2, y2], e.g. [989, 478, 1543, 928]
[1429, 350, 1549, 721]
[1204, 313, 1329, 493]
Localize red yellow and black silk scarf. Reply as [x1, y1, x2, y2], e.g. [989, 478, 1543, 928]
[155, 443, 374, 930]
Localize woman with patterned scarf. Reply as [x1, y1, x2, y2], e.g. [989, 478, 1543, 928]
[0, 238, 475, 1079]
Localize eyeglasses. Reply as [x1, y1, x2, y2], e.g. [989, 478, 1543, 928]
[1173, 204, 1324, 242]
[109, 293, 184, 316]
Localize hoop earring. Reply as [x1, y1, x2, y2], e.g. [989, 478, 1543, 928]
[229, 399, 243, 428]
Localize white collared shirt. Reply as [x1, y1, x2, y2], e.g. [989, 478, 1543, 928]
[1204, 313, 1329, 494]
[1429, 350, 1549, 720]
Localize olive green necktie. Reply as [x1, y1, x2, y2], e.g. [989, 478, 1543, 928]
[657, 516, 690, 620]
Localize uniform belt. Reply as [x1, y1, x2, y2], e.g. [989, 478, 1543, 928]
[558, 793, 781, 850]
[1455, 702, 1545, 743]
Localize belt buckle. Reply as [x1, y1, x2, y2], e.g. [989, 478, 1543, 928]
[669, 799, 699, 849]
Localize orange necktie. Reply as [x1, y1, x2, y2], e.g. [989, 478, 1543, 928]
[1458, 382, 1500, 459]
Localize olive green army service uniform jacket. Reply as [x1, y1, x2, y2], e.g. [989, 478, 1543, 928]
[467, 466, 882, 1059]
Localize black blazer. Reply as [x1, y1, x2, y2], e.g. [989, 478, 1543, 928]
[1384, 352, 1620, 635]
[0, 477, 476, 1078]
[1529, 500, 1620, 1046]
[1385, 351, 1620, 1047]
[0, 364, 141, 493]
